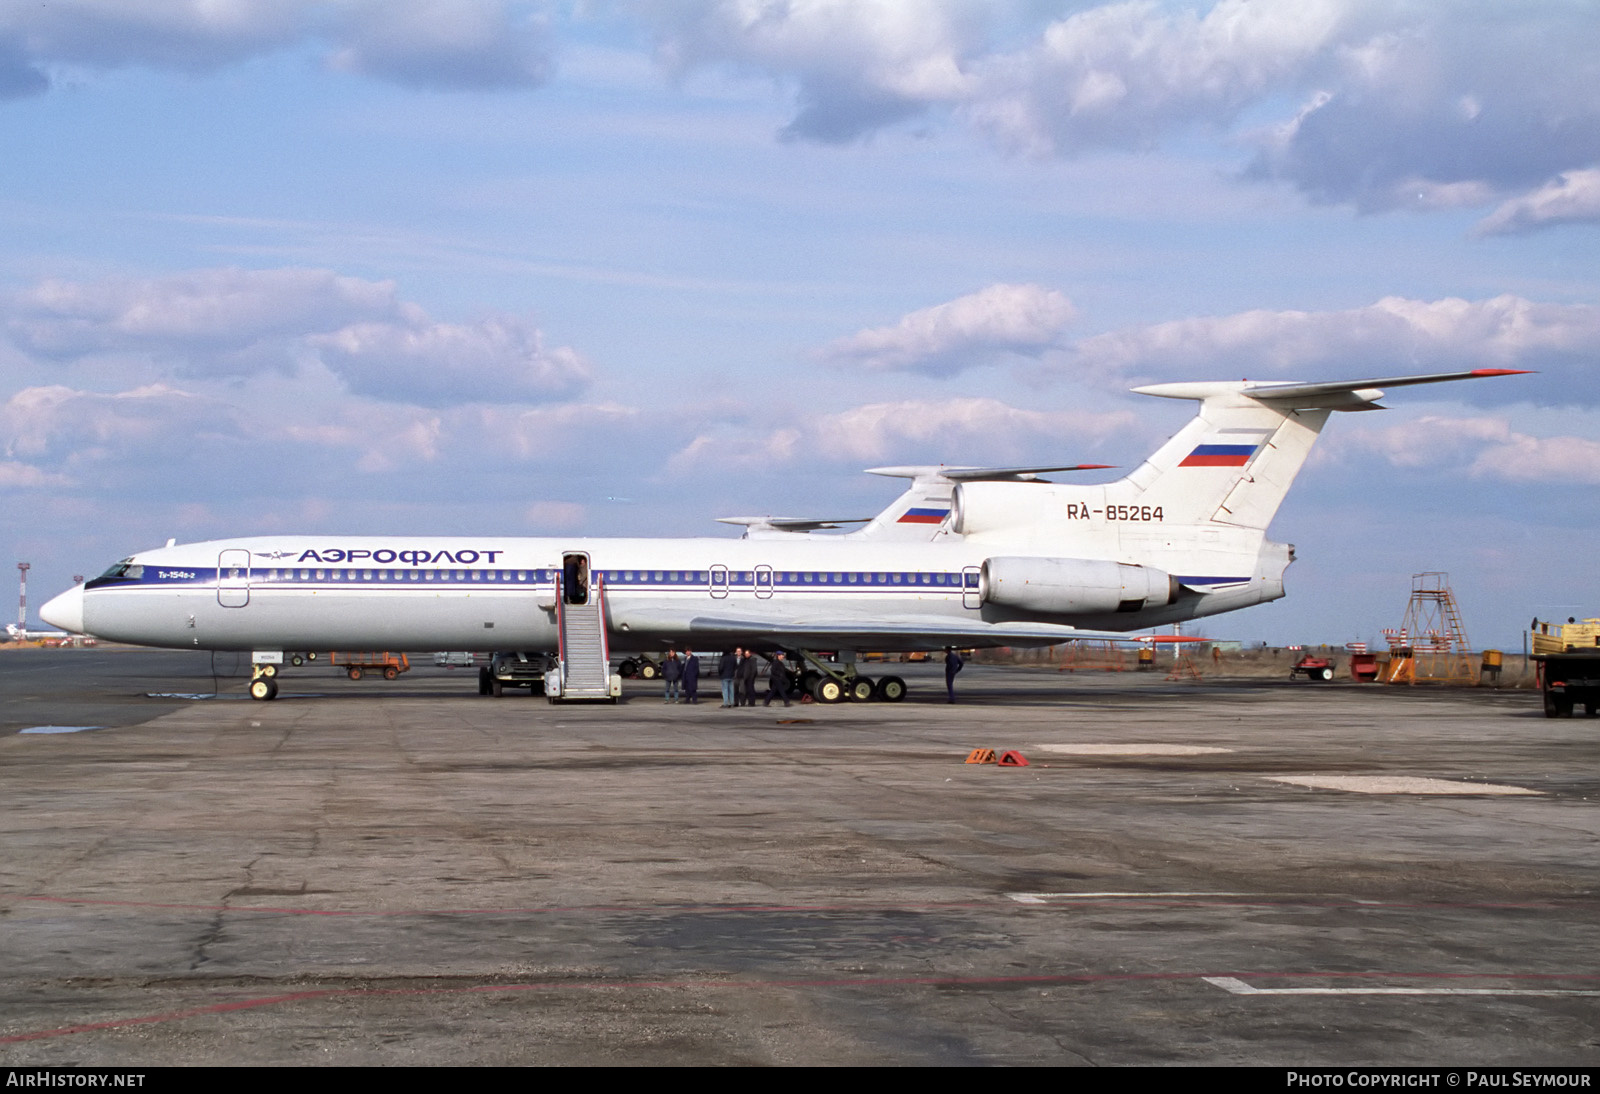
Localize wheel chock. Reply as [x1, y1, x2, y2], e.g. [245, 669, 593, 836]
[997, 750, 1030, 767]
[965, 748, 997, 764]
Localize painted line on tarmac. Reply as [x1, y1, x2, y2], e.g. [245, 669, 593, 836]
[18, 725, 105, 735]
[8, 970, 1599, 1045]
[1010, 891, 1248, 903]
[1267, 775, 1540, 795]
[1206, 976, 1600, 997]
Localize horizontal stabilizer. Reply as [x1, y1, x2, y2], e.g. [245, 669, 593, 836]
[1242, 368, 1533, 402]
[1134, 369, 1532, 411]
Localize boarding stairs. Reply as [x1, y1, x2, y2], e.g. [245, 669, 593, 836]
[555, 572, 613, 700]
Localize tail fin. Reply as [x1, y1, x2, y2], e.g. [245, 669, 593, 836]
[1111, 369, 1530, 530]
[1108, 384, 1329, 529]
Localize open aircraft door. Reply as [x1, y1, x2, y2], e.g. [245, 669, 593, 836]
[218, 549, 251, 608]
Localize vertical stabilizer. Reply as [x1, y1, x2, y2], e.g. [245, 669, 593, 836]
[1109, 384, 1331, 530]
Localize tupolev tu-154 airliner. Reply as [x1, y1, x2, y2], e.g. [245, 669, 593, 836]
[40, 369, 1527, 702]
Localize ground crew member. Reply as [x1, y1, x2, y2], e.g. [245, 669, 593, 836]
[764, 651, 792, 707]
[945, 648, 964, 703]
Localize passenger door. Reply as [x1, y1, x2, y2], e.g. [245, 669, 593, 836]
[217, 549, 251, 608]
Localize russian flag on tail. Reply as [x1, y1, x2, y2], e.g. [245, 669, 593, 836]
[1180, 429, 1272, 468]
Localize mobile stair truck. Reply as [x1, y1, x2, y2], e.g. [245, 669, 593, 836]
[544, 552, 622, 703]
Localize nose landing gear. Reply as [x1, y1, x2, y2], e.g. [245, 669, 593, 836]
[248, 666, 279, 701]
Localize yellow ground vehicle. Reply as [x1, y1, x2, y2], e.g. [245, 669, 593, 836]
[1531, 619, 1600, 718]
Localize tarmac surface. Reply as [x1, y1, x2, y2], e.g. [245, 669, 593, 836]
[1, 648, 1597, 1066]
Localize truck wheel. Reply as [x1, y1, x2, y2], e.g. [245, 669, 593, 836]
[479, 667, 492, 695]
[491, 676, 504, 697]
[290, 654, 304, 666]
[383, 665, 399, 680]
[347, 667, 363, 681]
[1319, 667, 1333, 681]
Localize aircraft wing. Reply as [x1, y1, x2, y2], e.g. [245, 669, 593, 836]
[686, 614, 1130, 648]
[717, 516, 872, 533]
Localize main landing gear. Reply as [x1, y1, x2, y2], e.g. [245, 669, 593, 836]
[788, 649, 906, 704]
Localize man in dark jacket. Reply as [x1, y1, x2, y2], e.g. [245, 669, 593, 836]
[682, 651, 700, 704]
[763, 651, 792, 707]
[737, 648, 760, 706]
[718, 649, 738, 707]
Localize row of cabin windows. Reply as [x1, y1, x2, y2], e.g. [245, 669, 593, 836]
[259, 568, 552, 583]
[250, 568, 979, 587]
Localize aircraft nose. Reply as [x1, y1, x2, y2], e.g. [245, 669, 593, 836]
[40, 584, 85, 634]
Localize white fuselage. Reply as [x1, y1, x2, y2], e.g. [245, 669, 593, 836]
[50, 529, 1289, 654]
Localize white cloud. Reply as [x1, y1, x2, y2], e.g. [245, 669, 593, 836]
[819, 283, 1076, 375]
[1241, 4, 1600, 211]
[1335, 414, 1600, 485]
[1476, 168, 1600, 236]
[7, 268, 398, 359]
[671, 396, 1132, 471]
[1, 383, 214, 463]
[813, 397, 1128, 461]
[4, 267, 593, 406]
[637, 1, 1600, 219]
[1, 378, 654, 509]
[326, 0, 551, 90]
[1068, 295, 1600, 398]
[965, 0, 1347, 157]
[0, 459, 70, 489]
[641, 0, 981, 142]
[310, 312, 591, 404]
[0, 0, 552, 97]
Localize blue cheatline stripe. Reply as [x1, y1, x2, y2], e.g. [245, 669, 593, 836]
[105, 569, 996, 591]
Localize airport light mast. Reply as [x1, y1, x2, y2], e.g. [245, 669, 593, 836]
[17, 561, 29, 629]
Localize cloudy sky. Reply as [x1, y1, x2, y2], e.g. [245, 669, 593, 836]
[2, 0, 1597, 648]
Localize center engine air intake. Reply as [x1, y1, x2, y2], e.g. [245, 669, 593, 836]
[982, 557, 1179, 615]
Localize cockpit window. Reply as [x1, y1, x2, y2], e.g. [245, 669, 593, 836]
[96, 558, 143, 580]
